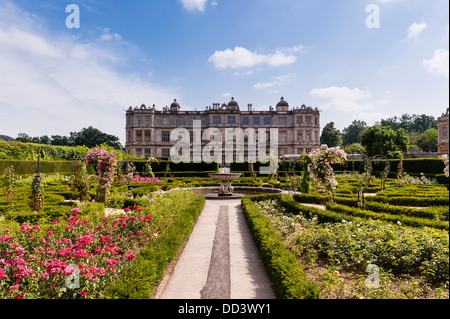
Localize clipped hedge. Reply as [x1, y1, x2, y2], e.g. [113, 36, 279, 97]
[242, 196, 320, 299]
[0, 140, 89, 161]
[104, 195, 205, 299]
[435, 174, 449, 185]
[0, 159, 77, 175]
[325, 203, 449, 230]
[153, 171, 217, 178]
[333, 158, 446, 175]
[277, 194, 357, 224]
[370, 195, 449, 207]
[124, 160, 219, 173]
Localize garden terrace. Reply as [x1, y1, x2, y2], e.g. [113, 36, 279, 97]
[241, 177, 448, 299]
[0, 171, 205, 299]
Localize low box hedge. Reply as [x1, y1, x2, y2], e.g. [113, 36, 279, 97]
[333, 158, 446, 175]
[103, 195, 205, 298]
[124, 160, 219, 173]
[0, 159, 77, 175]
[325, 202, 449, 230]
[242, 196, 320, 299]
[370, 195, 449, 207]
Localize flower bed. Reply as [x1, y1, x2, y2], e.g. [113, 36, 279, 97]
[0, 190, 204, 299]
[250, 196, 449, 298]
[117, 177, 163, 184]
[0, 206, 153, 299]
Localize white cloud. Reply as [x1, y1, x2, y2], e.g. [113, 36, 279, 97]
[310, 86, 373, 113]
[0, 1, 176, 142]
[179, 0, 208, 12]
[100, 28, 122, 41]
[253, 74, 294, 90]
[208, 46, 302, 70]
[0, 27, 63, 58]
[253, 82, 279, 89]
[234, 69, 254, 77]
[354, 112, 389, 125]
[423, 48, 449, 77]
[376, 0, 405, 3]
[407, 22, 427, 39]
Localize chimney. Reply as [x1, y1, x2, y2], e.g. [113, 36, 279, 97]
[248, 104, 252, 111]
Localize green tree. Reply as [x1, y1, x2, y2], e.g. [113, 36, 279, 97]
[342, 120, 367, 146]
[69, 126, 123, 149]
[344, 143, 366, 154]
[15, 133, 33, 143]
[412, 114, 437, 133]
[361, 126, 409, 158]
[377, 114, 437, 134]
[50, 135, 70, 146]
[0, 135, 13, 142]
[417, 128, 438, 152]
[320, 122, 342, 147]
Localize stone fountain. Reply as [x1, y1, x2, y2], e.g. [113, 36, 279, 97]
[209, 168, 242, 197]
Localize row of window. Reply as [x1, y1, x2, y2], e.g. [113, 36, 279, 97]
[135, 148, 315, 158]
[440, 126, 448, 140]
[128, 115, 319, 127]
[129, 130, 319, 143]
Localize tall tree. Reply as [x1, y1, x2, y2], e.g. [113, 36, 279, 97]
[412, 114, 437, 133]
[342, 120, 367, 145]
[417, 128, 438, 152]
[377, 113, 437, 134]
[50, 135, 70, 146]
[15, 133, 32, 143]
[320, 122, 342, 147]
[69, 126, 122, 149]
[361, 126, 409, 158]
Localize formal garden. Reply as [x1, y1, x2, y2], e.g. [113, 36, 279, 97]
[0, 143, 448, 299]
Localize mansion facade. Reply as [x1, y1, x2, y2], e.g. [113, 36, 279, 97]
[125, 97, 321, 163]
[438, 108, 449, 154]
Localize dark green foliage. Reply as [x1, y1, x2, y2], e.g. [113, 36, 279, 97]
[241, 196, 321, 299]
[370, 195, 449, 207]
[104, 196, 205, 298]
[0, 159, 76, 175]
[325, 203, 448, 230]
[332, 158, 446, 175]
[361, 126, 408, 158]
[320, 122, 343, 147]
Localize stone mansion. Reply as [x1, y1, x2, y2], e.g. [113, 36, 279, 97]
[125, 97, 321, 162]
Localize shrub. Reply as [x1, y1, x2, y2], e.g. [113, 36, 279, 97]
[370, 195, 449, 207]
[104, 193, 205, 298]
[0, 160, 76, 175]
[241, 196, 320, 299]
[325, 203, 448, 230]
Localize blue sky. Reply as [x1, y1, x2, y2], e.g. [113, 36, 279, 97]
[0, 0, 448, 145]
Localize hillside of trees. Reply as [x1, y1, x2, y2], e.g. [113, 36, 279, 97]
[0, 135, 13, 142]
[9, 126, 123, 150]
[321, 113, 440, 157]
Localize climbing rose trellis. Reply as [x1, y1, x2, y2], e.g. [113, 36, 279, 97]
[441, 154, 449, 178]
[307, 145, 347, 201]
[85, 148, 118, 202]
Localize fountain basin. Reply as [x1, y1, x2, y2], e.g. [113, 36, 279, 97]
[188, 186, 284, 200]
[208, 172, 242, 197]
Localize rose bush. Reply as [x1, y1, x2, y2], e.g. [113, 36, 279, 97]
[0, 206, 154, 299]
[85, 148, 118, 202]
[118, 177, 163, 184]
[307, 145, 347, 201]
